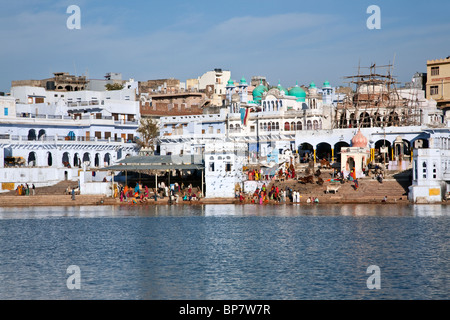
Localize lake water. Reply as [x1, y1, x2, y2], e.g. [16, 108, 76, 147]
[0, 204, 448, 300]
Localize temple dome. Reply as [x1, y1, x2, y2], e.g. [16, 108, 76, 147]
[351, 129, 368, 148]
[288, 81, 306, 101]
[252, 80, 268, 101]
[277, 80, 288, 95]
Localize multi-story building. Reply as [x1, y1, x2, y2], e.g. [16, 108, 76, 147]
[426, 57, 450, 122]
[0, 78, 140, 193]
[409, 129, 450, 203]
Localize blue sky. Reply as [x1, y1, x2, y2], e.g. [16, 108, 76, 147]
[1, 0, 449, 92]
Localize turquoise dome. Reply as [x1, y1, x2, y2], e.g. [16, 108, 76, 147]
[239, 77, 247, 85]
[288, 81, 306, 101]
[309, 82, 316, 88]
[323, 80, 331, 88]
[227, 79, 235, 87]
[252, 80, 268, 101]
[277, 80, 289, 95]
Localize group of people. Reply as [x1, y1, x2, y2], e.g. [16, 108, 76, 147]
[117, 182, 201, 204]
[277, 163, 296, 180]
[306, 197, 319, 204]
[242, 184, 317, 204]
[15, 183, 35, 196]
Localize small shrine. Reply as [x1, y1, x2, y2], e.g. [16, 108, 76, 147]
[340, 129, 371, 179]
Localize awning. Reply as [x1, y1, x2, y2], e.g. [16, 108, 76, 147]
[100, 164, 204, 171]
[118, 155, 201, 165]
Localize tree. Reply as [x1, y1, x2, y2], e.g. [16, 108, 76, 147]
[136, 118, 159, 151]
[105, 83, 124, 91]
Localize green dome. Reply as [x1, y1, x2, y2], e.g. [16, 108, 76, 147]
[288, 81, 306, 99]
[309, 82, 316, 88]
[227, 79, 235, 86]
[239, 77, 247, 85]
[277, 80, 289, 95]
[252, 80, 267, 99]
[323, 80, 331, 88]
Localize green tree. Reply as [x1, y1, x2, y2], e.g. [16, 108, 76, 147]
[136, 118, 159, 150]
[105, 83, 124, 91]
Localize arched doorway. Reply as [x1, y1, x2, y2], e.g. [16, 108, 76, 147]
[104, 153, 111, 166]
[299, 142, 314, 163]
[28, 129, 36, 141]
[346, 157, 355, 171]
[83, 153, 91, 166]
[94, 153, 100, 167]
[38, 129, 46, 140]
[334, 141, 350, 163]
[375, 139, 392, 163]
[73, 153, 80, 167]
[359, 112, 371, 128]
[47, 152, 53, 166]
[349, 113, 357, 128]
[338, 112, 347, 128]
[62, 152, 70, 167]
[387, 112, 399, 127]
[373, 112, 382, 127]
[316, 142, 332, 162]
[28, 152, 37, 166]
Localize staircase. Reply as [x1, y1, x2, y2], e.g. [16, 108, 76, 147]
[0, 181, 78, 196]
[267, 169, 411, 204]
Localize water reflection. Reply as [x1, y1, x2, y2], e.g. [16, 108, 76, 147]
[0, 203, 448, 219]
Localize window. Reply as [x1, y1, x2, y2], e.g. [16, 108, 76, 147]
[431, 66, 439, 76]
[414, 160, 417, 181]
[430, 86, 439, 95]
[104, 132, 111, 139]
[95, 131, 101, 139]
[225, 163, 232, 172]
[433, 163, 437, 179]
[4, 107, 8, 116]
[422, 161, 427, 179]
[127, 134, 134, 142]
[250, 126, 255, 132]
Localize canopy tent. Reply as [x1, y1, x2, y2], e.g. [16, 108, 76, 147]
[98, 155, 205, 196]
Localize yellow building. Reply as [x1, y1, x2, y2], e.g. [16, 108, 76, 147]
[426, 57, 450, 109]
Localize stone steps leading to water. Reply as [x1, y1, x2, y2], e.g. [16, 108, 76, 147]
[0, 194, 106, 207]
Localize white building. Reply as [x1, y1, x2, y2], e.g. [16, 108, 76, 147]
[0, 84, 140, 193]
[158, 75, 448, 200]
[204, 142, 247, 198]
[408, 130, 450, 203]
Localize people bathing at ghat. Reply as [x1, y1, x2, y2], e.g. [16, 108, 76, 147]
[118, 181, 201, 204]
[245, 184, 308, 204]
[15, 183, 31, 196]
